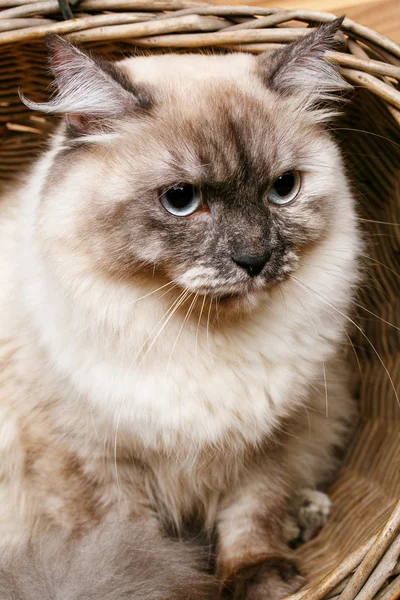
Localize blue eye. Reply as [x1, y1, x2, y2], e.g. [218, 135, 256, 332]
[268, 171, 301, 206]
[160, 184, 202, 216]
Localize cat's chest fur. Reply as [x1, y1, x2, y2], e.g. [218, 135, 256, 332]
[25, 268, 337, 456]
[30, 295, 331, 528]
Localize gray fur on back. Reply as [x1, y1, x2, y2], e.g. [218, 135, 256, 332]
[0, 521, 216, 599]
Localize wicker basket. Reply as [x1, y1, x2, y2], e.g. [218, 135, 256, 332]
[1, 2, 399, 599]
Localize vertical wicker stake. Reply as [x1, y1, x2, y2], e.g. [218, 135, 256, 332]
[57, 0, 74, 20]
[57, 0, 81, 20]
[339, 501, 400, 600]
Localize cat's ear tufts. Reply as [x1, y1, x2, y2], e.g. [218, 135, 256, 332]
[258, 18, 351, 105]
[20, 35, 152, 136]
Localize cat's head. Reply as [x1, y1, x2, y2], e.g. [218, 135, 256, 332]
[23, 21, 353, 314]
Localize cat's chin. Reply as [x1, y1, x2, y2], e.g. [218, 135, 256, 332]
[182, 281, 268, 316]
[209, 290, 264, 315]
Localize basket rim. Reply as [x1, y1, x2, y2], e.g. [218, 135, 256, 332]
[1, 2, 400, 118]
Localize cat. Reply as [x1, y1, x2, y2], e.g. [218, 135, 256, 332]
[0, 18, 360, 600]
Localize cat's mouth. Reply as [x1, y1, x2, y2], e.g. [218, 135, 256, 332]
[214, 291, 246, 303]
[205, 293, 238, 310]
[174, 267, 273, 311]
[209, 288, 264, 314]
[193, 284, 257, 301]
[196, 282, 265, 312]
[186, 275, 267, 302]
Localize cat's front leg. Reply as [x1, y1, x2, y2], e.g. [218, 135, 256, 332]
[216, 468, 305, 600]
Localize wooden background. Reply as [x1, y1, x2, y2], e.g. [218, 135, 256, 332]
[210, 0, 400, 42]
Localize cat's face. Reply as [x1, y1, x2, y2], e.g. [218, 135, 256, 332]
[31, 25, 351, 313]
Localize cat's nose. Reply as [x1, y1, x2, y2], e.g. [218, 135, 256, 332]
[232, 251, 271, 277]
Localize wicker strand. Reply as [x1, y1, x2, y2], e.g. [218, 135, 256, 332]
[107, 28, 314, 46]
[0, 12, 159, 38]
[130, 5, 400, 60]
[0, 13, 228, 43]
[347, 38, 400, 125]
[221, 10, 304, 31]
[353, 535, 400, 600]
[339, 500, 400, 600]
[0, 17, 56, 31]
[144, 5, 281, 19]
[327, 52, 400, 80]
[1, 0, 59, 6]
[375, 574, 400, 600]
[286, 534, 379, 600]
[219, 44, 400, 80]
[0, 0, 204, 19]
[341, 69, 400, 110]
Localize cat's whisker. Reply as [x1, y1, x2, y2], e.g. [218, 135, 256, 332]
[195, 294, 207, 364]
[292, 276, 400, 408]
[364, 233, 395, 239]
[337, 314, 364, 380]
[112, 287, 191, 496]
[215, 296, 221, 325]
[303, 263, 358, 283]
[165, 292, 198, 374]
[349, 300, 400, 332]
[302, 262, 387, 303]
[13, 280, 183, 365]
[78, 279, 180, 336]
[206, 297, 214, 361]
[359, 253, 400, 281]
[309, 248, 394, 275]
[342, 150, 393, 162]
[332, 127, 400, 149]
[307, 261, 397, 327]
[306, 250, 396, 287]
[287, 286, 329, 418]
[125, 288, 190, 386]
[359, 218, 400, 227]
[137, 288, 192, 369]
[302, 287, 364, 381]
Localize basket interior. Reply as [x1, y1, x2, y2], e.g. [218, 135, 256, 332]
[298, 86, 400, 581]
[1, 38, 399, 585]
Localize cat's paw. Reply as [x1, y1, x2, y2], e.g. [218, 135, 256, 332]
[223, 557, 305, 600]
[284, 489, 331, 545]
[297, 489, 331, 542]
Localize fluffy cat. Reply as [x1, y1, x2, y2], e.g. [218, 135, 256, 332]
[0, 19, 360, 599]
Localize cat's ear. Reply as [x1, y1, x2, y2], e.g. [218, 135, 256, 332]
[21, 35, 151, 136]
[258, 18, 351, 106]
